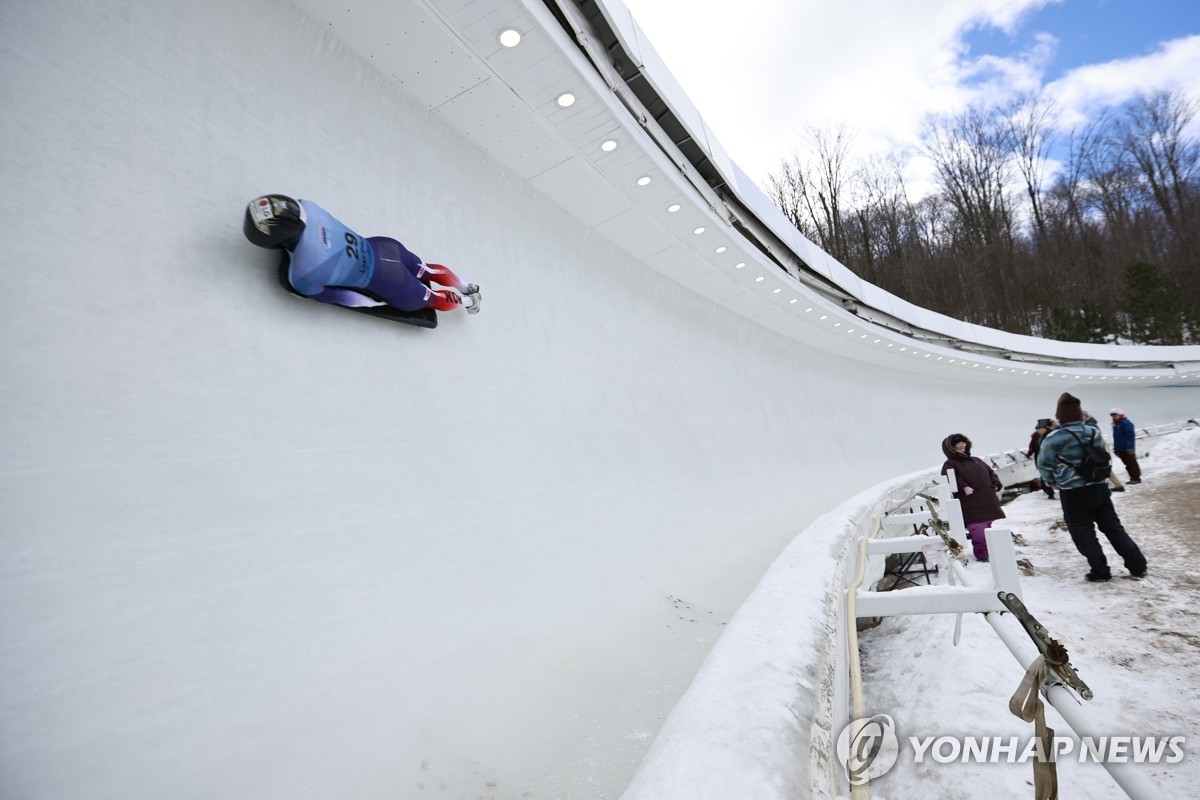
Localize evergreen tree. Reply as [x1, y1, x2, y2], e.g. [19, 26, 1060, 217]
[1124, 261, 1188, 344]
[1043, 303, 1115, 343]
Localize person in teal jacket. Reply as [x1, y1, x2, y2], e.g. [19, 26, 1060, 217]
[1109, 409, 1142, 484]
[243, 195, 481, 315]
[1037, 393, 1147, 582]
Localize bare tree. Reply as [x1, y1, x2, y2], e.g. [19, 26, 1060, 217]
[766, 154, 818, 240]
[1045, 119, 1106, 244]
[807, 123, 855, 264]
[921, 107, 1016, 253]
[1079, 122, 1142, 267]
[766, 124, 856, 264]
[764, 91, 1200, 343]
[1116, 90, 1200, 256]
[853, 154, 917, 286]
[1003, 92, 1058, 245]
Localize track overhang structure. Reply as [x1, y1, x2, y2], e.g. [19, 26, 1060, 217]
[294, 0, 1200, 386]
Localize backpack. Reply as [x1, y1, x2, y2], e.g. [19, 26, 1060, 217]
[1058, 428, 1112, 482]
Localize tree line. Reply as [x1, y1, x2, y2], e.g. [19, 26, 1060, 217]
[766, 90, 1200, 345]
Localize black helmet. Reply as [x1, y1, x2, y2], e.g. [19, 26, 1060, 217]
[243, 195, 305, 248]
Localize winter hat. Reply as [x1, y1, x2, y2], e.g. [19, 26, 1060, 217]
[1110, 408, 1123, 416]
[1056, 392, 1083, 423]
[949, 433, 968, 446]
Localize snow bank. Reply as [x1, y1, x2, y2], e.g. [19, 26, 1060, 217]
[623, 423, 1200, 799]
[620, 468, 936, 800]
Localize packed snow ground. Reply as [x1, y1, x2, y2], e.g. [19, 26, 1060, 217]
[860, 427, 1200, 799]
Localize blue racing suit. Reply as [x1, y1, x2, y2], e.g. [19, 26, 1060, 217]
[284, 200, 469, 312]
[287, 200, 378, 306]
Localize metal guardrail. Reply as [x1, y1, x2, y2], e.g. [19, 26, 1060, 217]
[980, 420, 1199, 489]
[843, 423, 1197, 800]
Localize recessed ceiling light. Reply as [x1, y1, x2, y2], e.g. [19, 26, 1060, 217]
[772, 288, 782, 294]
[715, 246, 727, 253]
[820, 315, 829, 320]
[556, 92, 576, 108]
[498, 28, 522, 47]
[789, 299, 798, 304]
[600, 139, 618, 152]
[693, 226, 705, 235]
[754, 276, 764, 282]
[735, 262, 746, 269]
[804, 307, 813, 312]
[667, 204, 681, 213]
[637, 176, 652, 186]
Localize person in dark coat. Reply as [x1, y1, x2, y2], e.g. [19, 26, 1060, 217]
[941, 433, 1006, 561]
[1038, 393, 1147, 581]
[1085, 409, 1126, 492]
[1109, 408, 1142, 484]
[1026, 419, 1055, 498]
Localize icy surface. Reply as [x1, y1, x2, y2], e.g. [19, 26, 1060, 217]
[1, 1, 1198, 798]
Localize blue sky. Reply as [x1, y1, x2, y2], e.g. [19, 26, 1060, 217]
[620, 0, 1200, 188]
[964, 0, 1200, 84]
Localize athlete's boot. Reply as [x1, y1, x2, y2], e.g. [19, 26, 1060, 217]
[465, 285, 482, 315]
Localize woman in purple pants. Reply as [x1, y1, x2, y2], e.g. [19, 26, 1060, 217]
[941, 433, 1006, 561]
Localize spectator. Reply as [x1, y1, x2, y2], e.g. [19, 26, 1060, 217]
[1084, 410, 1126, 492]
[1109, 409, 1143, 484]
[1026, 419, 1055, 499]
[1037, 393, 1147, 581]
[941, 433, 1005, 562]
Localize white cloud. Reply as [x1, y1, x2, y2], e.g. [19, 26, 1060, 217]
[1045, 35, 1200, 132]
[621, 0, 1060, 184]
[617, 0, 1200, 215]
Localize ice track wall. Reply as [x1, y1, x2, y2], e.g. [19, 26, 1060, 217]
[1, 1, 1198, 799]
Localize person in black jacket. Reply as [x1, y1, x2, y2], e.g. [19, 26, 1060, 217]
[1039, 393, 1146, 581]
[941, 433, 1006, 562]
[1026, 419, 1055, 499]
